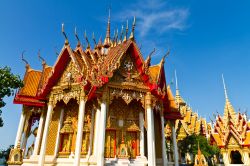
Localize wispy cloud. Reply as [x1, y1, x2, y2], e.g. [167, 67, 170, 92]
[115, 0, 189, 37]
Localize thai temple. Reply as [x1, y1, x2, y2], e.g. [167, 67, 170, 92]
[210, 76, 250, 165]
[165, 72, 212, 164]
[7, 13, 182, 166]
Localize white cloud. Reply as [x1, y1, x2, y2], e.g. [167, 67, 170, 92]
[115, 0, 189, 37]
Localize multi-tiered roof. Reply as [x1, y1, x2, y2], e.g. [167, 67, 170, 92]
[211, 76, 250, 147]
[14, 14, 181, 120]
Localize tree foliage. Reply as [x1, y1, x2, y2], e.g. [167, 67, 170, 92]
[0, 66, 23, 127]
[179, 134, 220, 158]
[0, 145, 14, 164]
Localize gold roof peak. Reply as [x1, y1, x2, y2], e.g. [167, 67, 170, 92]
[222, 74, 236, 124]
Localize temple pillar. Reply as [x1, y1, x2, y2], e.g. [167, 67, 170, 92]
[171, 121, 179, 166]
[146, 92, 156, 166]
[222, 150, 229, 165]
[87, 108, 95, 157]
[33, 110, 45, 155]
[38, 98, 54, 166]
[93, 107, 101, 157]
[139, 111, 145, 156]
[97, 92, 107, 166]
[242, 149, 250, 165]
[161, 112, 168, 166]
[14, 109, 26, 148]
[74, 92, 86, 166]
[54, 108, 64, 156]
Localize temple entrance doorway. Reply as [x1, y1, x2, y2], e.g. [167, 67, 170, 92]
[105, 97, 142, 159]
[230, 150, 243, 164]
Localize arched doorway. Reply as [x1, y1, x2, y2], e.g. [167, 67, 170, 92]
[230, 150, 243, 164]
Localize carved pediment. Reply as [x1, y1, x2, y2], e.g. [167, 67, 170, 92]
[56, 60, 82, 87]
[109, 53, 145, 87]
[227, 135, 240, 149]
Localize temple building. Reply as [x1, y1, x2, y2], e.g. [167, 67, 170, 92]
[7, 14, 181, 166]
[210, 76, 250, 165]
[165, 72, 212, 164]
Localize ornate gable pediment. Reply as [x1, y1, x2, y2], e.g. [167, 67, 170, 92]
[109, 52, 146, 89]
[227, 135, 240, 149]
[56, 59, 81, 87]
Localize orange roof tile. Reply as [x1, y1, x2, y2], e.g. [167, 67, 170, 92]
[19, 69, 42, 97]
[166, 85, 178, 111]
[149, 65, 160, 83]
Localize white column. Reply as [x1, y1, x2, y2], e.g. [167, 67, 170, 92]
[87, 108, 95, 157]
[146, 92, 156, 166]
[139, 111, 145, 156]
[33, 110, 45, 155]
[38, 102, 53, 166]
[97, 99, 107, 166]
[74, 98, 86, 166]
[54, 108, 64, 156]
[93, 108, 101, 157]
[172, 121, 179, 166]
[14, 109, 26, 148]
[161, 113, 168, 166]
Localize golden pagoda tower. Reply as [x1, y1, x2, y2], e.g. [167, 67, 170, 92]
[210, 75, 250, 165]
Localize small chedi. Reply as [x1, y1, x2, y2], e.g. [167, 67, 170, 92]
[210, 76, 250, 165]
[194, 143, 208, 166]
[8, 12, 182, 166]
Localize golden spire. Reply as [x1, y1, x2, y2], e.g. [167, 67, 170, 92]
[222, 74, 236, 124]
[74, 27, 81, 47]
[62, 23, 69, 45]
[174, 70, 185, 108]
[84, 30, 90, 48]
[129, 16, 136, 40]
[21, 51, 30, 70]
[104, 8, 111, 47]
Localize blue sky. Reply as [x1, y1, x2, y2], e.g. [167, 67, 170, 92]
[1, 0, 250, 148]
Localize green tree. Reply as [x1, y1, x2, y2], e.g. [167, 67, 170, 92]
[179, 134, 220, 163]
[0, 66, 23, 127]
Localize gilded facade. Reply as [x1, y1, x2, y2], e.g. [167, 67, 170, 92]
[8, 14, 181, 166]
[210, 76, 250, 165]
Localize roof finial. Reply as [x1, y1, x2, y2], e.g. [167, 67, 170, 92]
[62, 23, 69, 45]
[104, 8, 111, 47]
[175, 70, 179, 90]
[92, 32, 97, 48]
[145, 48, 155, 66]
[129, 16, 136, 40]
[115, 29, 119, 43]
[54, 46, 59, 57]
[84, 30, 90, 48]
[112, 30, 117, 46]
[38, 49, 46, 66]
[21, 51, 30, 69]
[119, 25, 124, 43]
[222, 74, 229, 100]
[124, 20, 129, 41]
[97, 35, 102, 48]
[74, 27, 81, 47]
[160, 48, 170, 64]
